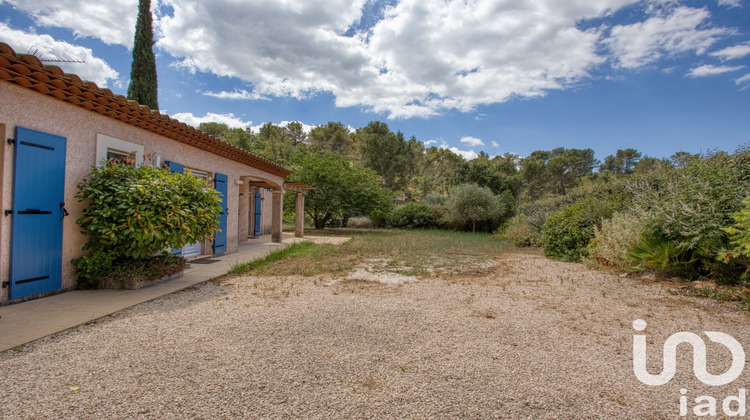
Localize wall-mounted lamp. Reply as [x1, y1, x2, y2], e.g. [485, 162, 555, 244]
[235, 179, 244, 185]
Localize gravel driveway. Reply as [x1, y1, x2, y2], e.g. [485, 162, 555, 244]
[2, 252, 749, 419]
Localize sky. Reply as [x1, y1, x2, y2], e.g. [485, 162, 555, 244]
[0, 0, 749, 162]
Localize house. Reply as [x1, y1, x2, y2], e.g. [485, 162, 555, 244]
[0, 43, 311, 305]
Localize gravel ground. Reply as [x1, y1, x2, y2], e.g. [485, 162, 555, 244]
[2, 252, 750, 419]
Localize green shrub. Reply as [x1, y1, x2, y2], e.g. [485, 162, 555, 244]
[74, 250, 187, 289]
[73, 162, 222, 287]
[75, 163, 222, 258]
[368, 207, 391, 228]
[717, 196, 750, 282]
[501, 216, 543, 247]
[588, 211, 643, 269]
[72, 250, 116, 289]
[629, 147, 750, 278]
[422, 194, 447, 207]
[520, 179, 629, 221]
[541, 195, 626, 262]
[628, 234, 698, 278]
[390, 203, 436, 229]
[720, 196, 750, 262]
[101, 254, 186, 289]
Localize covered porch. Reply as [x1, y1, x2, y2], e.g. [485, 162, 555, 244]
[239, 177, 314, 243]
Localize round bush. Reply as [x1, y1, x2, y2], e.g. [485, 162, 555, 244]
[542, 196, 624, 262]
[390, 203, 436, 229]
[73, 163, 222, 287]
[75, 163, 222, 258]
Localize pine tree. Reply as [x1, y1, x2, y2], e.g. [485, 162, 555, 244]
[127, 0, 158, 110]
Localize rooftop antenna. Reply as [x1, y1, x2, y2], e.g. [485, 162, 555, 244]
[27, 46, 86, 64]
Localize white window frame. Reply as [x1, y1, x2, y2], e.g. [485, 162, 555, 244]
[96, 134, 144, 167]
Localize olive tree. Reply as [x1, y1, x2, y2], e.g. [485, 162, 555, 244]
[445, 183, 514, 233]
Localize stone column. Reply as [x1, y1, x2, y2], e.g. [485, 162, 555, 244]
[295, 192, 305, 238]
[271, 190, 284, 243]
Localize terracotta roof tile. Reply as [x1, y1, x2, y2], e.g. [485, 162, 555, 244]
[0, 45, 293, 177]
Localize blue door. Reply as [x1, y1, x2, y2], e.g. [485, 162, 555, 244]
[213, 173, 227, 254]
[9, 127, 67, 299]
[165, 161, 184, 256]
[254, 192, 262, 236]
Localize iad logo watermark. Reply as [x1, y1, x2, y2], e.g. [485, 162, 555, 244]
[632, 319, 747, 417]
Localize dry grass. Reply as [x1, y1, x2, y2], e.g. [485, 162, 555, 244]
[234, 229, 510, 280]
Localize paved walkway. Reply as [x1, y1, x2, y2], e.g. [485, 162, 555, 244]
[0, 233, 349, 352]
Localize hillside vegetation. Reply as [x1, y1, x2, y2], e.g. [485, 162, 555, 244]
[200, 120, 749, 283]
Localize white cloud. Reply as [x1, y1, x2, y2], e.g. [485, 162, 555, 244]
[423, 140, 438, 146]
[172, 115, 316, 134]
[438, 141, 477, 160]
[687, 64, 745, 77]
[449, 147, 478, 161]
[717, 0, 742, 8]
[155, 0, 642, 119]
[6, 0, 742, 119]
[172, 112, 252, 129]
[202, 89, 269, 101]
[1, 0, 138, 47]
[491, 141, 500, 148]
[158, 0, 369, 100]
[0, 23, 119, 86]
[736, 73, 750, 85]
[605, 6, 731, 69]
[460, 136, 484, 147]
[275, 121, 315, 134]
[710, 43, 750, 61]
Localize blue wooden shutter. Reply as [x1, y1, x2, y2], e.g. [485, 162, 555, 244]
[213, 173, 228, 254]
[9, 127, 67, 299]
[254, 192, 262, 236]
[165, 160, 184, 174]
[165, 161, 184, 256]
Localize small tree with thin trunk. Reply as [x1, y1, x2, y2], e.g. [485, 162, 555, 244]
[127, 0, 158, 110]
[285, 148, 392, 229]
[445, 183, 508, 233]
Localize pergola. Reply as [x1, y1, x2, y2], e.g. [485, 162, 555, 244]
[243, 178, 315, 242]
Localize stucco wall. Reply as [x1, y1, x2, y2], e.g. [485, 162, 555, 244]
[0, 82, 284, 304]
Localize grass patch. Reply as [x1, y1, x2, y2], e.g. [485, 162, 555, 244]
[229, 242, 320, 275]
[231, 229, 510, 278]
[671, 285, 750, 311]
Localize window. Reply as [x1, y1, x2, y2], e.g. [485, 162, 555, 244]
[105, 149, 136, 167]
[186, 168, 209, 180]
[95, 134, 144, 167]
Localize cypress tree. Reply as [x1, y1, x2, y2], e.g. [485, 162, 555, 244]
[127, 0, 158, 110]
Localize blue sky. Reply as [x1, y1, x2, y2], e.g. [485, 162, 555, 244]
[1, 0, 749, 161]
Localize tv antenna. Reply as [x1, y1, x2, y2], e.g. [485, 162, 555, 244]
[27, 46, 86, 64]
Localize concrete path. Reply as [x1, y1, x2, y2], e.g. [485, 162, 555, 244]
[0, 233, 349, 352]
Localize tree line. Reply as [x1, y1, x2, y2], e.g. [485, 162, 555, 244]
[199, 121, 669, 226]
[199, 120, 749, 283]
